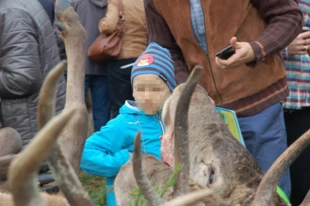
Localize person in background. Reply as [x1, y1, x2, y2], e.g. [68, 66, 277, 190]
[99, 0, 147, 118]
[71, 0, 111, 131]
[280, 0, 310, 204]
[38, 0, 55, 24]
[80, 43, 176, 206]
[0, 0, 66, 191]
[144, 0, 304, 198]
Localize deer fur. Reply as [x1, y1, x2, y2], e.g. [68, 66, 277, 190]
[158, 66, 288, 206]
[115, 132, 207, 206]
[0, 128, 21, 182]
[114, 68, 209, 205]
[116, 66, 305, 206]
[0, 128, 22, 157]
[114, 143, 173, 205]
[131, 66, 310, 206]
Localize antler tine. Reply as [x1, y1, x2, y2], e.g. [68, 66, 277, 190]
[37, 60, 67, 129]
[55, 0, 86, 104]
[48, 139, 94, 206]
[133, 131, 163, 206]
[8, 108, 76, 206]
[300, 189, 310, 206]
[36, 58, 92, 205]
[252, 129, 310, 206]
[160, 187, 212, 206]
[43, 0, 93, 205]
[55, 0, 88, 176]
[173, 66, 203, 197]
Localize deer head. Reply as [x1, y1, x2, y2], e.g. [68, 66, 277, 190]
[133, 66, 305, 206]
[159, 66, 266, 205]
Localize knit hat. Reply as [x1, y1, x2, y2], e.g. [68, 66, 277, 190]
[131, 42, 176, 92]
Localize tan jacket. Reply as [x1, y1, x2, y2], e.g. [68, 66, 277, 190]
[99, 0, 147, 59]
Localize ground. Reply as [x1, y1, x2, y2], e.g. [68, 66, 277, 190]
[79, 170, 106, 206]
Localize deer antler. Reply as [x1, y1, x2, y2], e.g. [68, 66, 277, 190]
[8, 108, 76, 206]
[300, 189, 310, 206]
[37, 60, 93, 206]
[252, 129, 310, 206]
[37, 60, 67, 129]
[160, 188, 212, 206]
[133, 132, 163, 206]
[55, 0, 88, 174]
[173, 66, 202, 197]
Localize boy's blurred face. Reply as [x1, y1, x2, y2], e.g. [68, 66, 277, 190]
[133, 74, 171, 114]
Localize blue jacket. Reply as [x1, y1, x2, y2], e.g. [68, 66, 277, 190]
[80, 100, 164, 206]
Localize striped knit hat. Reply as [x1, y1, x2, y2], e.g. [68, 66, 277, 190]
[131, 42, 176, 92]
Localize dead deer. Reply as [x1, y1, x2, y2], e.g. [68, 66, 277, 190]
[157, 66, 286, 205]
[133, 66, 310, 206]
[114, 68, 210, 206]
[115, 66, 309, 206]
[160, 129, 310, 206]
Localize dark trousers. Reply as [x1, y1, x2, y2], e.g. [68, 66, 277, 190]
[107, 58, 135, 119]
[284, 107, 310, 206]
[85, 75, 110, 132]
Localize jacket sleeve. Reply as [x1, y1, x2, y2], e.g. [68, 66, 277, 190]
[144, 0, 190, 84]
[250, 0, 303, 61]
[80, 116, 131, 177]
[0, 10, 43, 99]
[98, 0, 119, 35]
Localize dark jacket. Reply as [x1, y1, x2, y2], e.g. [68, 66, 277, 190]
[145, 0, 303, 116]
[38, 0, 55, 24]
[71, 0, 108, 76]
[0, 0, 66, 146]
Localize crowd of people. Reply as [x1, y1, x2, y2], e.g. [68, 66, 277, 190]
[0, 0, 309, 206]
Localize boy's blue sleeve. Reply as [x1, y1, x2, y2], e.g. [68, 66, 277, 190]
[80, 116, 130, 177]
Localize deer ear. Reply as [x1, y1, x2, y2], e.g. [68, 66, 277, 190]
[162, 97, 172, 126]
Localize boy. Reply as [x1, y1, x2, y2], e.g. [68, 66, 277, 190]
[80, 42, 176, 206]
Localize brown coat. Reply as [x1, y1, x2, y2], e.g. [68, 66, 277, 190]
[99, 0, 147, 59]
[145, 0, 303, 116]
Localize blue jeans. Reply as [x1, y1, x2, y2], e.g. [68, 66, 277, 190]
[238, 103, 291, 198]
[85, 75, 110, 131]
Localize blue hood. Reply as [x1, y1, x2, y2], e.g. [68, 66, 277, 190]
[119, 100, 146, 115]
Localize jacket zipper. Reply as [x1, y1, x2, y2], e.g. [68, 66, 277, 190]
[189, 1, 223, 105]
[157, 113, 165, 135]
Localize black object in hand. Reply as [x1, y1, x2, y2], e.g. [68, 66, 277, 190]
[216, 45, 235, 60]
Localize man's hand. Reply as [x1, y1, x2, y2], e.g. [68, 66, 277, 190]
[215, 37, 256, 69]
[287, 31, 310, 55]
